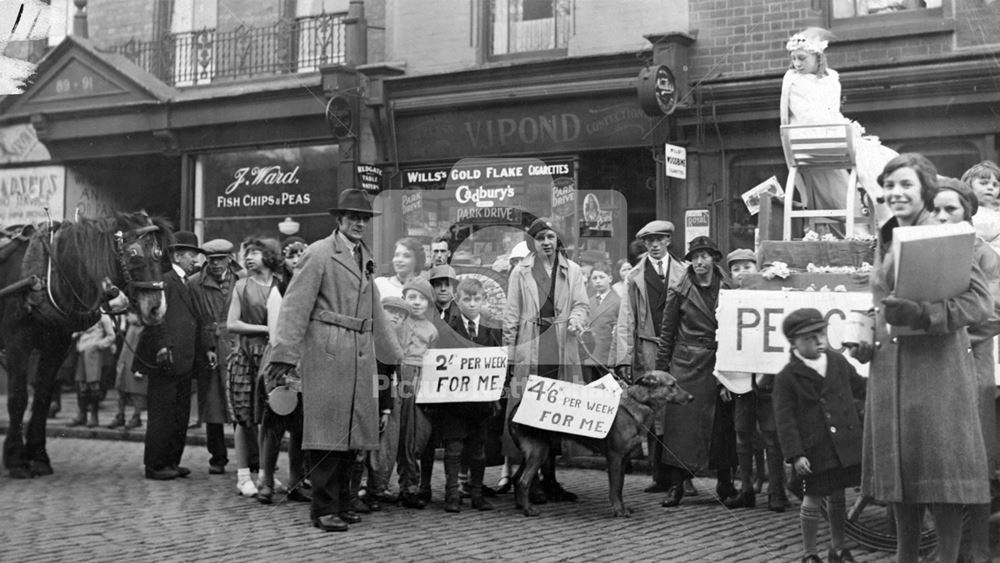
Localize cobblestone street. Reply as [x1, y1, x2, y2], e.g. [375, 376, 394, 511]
[0, 433, 902, 562]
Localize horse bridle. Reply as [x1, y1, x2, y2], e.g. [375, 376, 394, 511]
[113, 225, 166, 292]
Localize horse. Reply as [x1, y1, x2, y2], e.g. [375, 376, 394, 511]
[0, 211, 172, 478]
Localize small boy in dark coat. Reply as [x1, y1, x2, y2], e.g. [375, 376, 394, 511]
[773, 308, 866, 563]
[439, 278, 502, 513]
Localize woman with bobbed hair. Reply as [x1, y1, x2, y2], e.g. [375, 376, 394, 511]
[374, 237, 426, 299]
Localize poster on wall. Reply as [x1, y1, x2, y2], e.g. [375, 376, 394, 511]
[0, 165, 65, 226]
[685, 209, 709, 250]
[197, 144, 339, 243]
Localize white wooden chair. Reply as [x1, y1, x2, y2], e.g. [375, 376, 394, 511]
[780, 123, 864, 240]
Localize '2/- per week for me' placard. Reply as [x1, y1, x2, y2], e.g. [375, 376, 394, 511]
[416, 347, 507, 404]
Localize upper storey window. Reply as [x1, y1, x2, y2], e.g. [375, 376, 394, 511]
[489, 0, 572, 59]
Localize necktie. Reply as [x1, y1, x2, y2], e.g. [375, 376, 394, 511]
[655, 259, 663, 278]
[596, 293, 603, 307]
[354, 245, 363, 271]
[467, 318, 477, 340]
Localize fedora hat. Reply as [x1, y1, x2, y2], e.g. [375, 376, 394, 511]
[328, 188, 380, 216]
[427, 265, 459, 283]
[170, 231, 203, 253]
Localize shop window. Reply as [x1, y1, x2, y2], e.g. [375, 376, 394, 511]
[294, 0, 347, 72]
[171, 0, 218, 86]
[824, 0, 952, 39]
[488, 0, 572, 59]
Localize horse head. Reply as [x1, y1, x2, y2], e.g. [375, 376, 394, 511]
[113, 212, 171, 326]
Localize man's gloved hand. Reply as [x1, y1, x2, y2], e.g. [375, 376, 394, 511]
[155, 347, 173, 369]
[615, 365, 632, 384]
[844, 341, 874, 364]
[882, 296, 927, 328]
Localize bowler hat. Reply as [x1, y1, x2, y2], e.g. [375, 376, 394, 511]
[782, 308, 828, 339]
[201, 238, 235, 257]
[427, 265, 459, 283]
[726, 248, 756, 269]
[328, 188, 380, 216]
[527, 217, 559, 239]
[170, 231, 203, 253]
[684, 236, 721, 262]
[636, 220, 675, 239]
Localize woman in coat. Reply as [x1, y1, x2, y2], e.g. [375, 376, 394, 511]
[858, 154, 992, 562]
[655, 236, 736, 508]
[503, 217, 589, 502]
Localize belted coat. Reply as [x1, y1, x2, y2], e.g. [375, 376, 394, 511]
[862, 213, 991, 504]
[270, 232, 402, 452]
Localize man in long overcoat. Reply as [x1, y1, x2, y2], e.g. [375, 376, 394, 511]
[266, 189, 401, 533]
[188, 238, 240, 474]
[610, 220, 685, 491]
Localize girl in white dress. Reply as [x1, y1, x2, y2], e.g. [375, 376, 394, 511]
[780, 27, 896, 232]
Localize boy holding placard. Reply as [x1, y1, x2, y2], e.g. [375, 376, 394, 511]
[436, 278, 502, 513]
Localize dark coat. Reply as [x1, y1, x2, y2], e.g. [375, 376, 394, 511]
[188, 268, 238, 424]
[862, 212, 991, 504]
[439, 313, 503, 441]
[654, 265, 732, 471]
[270, 232, 403, 451]
[773, 350, 866, 474]
[584, 290, 620, 367]
[134, 269, 200, 377]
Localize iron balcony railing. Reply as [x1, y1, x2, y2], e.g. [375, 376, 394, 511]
[104, 12, 346, 87]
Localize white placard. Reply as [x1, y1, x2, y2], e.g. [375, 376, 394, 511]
[586, 372, 623, 399]
[716, 290, 873, 376]
[741, 176, 784, 215]
[664, 143, 687, 179]
[0, 165, 65, 226]
[416, 347, 506, 403]
[512, 375, 620, 439]
[684, 209, 710, 250]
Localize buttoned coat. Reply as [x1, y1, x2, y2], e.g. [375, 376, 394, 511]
[269, 232, 402, 451]
[654, 265, 732, 472]
[188, 267, 238, 424]
[610, 255, 685, 373]
[773, 351, 866, 473]
[862, 213, 991, 504]
[583, 290, 620, 367]
[134, 269, 200, 377]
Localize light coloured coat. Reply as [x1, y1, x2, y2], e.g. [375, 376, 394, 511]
[610, 255, 685, 373]
[862, 213, 992, 504]
[270, 231, 402, 451]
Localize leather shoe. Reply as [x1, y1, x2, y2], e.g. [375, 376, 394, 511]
[348, 498, 371, 514]
[661, 485, 683, 508]
[643, 482, 669, 493]
[338, 511, 362, 524]
[362, 496, 381, 512]
[417, 489, 431, 502]
[723, 490, 756, 509]
[209, 465, 226, 475]
[257, 485, 274, 504]
[481, 484, 498, 497]
[286, 488, 312, 503]
[399, 492, 426, 509]
[543, 482, 578, 502]
[145, 467, 179, 480]
[444, 499, 461, 513]
[174, 466, 191, 478]
[769, 494, 790, 513]
[471, 497, 494, 511]
[312, 514, 348, 532]
[683, 480, 698, 496]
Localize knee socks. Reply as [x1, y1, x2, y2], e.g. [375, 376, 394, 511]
[800, 502, 822, 556]
[827, 492, 846, 551]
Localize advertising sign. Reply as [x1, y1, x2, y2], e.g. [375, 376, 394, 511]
[512, 375, 620, 439]
[416, 347, 507, 404]
[716, 289, 873, 375]
[665, 143, 687, 179]
[684, 209, 709, 250]
[0, 165, 64, 226]
[357, 164, 383, 194]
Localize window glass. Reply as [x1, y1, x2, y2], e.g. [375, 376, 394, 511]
[490, 0, 572, 56]
[831, 0, 936, 19]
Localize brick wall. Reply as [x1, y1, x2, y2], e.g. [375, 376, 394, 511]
[385, 0, 477, 74]
[569, 0, 687, 57]
[88, 0, 158, 48]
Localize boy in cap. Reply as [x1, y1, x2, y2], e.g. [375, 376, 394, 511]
[773, 308, 866, 563]
[396, 277, 439, 509]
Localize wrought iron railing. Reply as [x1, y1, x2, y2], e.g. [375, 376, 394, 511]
[104, 12, 346, 87]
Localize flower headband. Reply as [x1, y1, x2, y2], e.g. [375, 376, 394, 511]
[786, 33, 828, 54]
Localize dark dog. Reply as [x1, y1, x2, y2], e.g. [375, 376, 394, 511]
[509, 370, 693, 517]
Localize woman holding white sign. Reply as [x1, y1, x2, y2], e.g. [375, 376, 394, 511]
[502, 218, 589, 503]
[855, 153, 992, 562]
[654, 236, 737, 508]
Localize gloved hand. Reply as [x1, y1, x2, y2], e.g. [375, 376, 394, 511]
[615, 365, 632, 384]
[882, 296, 927, 328]
[155, 347, 173, 369]
[844, 341, 874, 364]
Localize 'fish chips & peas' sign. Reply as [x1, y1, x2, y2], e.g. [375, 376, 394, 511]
[715, 290, 872, 376]
[513, 375, 621, 439]
[416, 347, 507, 404]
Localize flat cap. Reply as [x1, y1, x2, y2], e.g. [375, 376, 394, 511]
[636, 220, 675, 239]
[782, 308, 828, 339]
[201, 238, 235, 257]
[381, 295, 411, 315]
[726, 248, 756, 268]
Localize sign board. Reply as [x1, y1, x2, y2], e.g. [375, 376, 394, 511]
[741, 176, 784, 216]
[512, 375, 620, 439]
[664, 143, 686, 179]
[356, 164, 383, 194]
[416, 347, 507, 404]
[684, 209, 710, 250]
[716, 289, 873, 375]
[0, 165, 65, 226]
[637, 64, 677, 117]
[0, 124, 50, 164]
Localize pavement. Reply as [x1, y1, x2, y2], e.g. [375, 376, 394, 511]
[0, 393, 913, 562]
